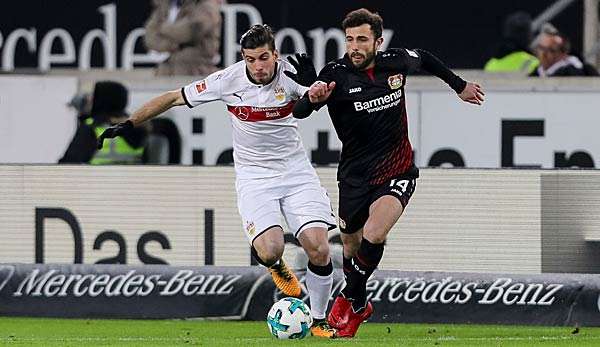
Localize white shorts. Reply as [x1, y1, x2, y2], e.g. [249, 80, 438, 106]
[236, 158, 336, 244]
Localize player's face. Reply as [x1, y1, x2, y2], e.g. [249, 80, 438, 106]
[242, 45, 279, 84]
[345, 24, 383, 70]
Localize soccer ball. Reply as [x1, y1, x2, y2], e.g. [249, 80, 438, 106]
[266, 297, 313, 339]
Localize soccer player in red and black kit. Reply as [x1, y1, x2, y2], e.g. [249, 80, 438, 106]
[293, 9, 485, 337]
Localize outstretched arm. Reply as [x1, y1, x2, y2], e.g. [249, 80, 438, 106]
[97, 90, 184, 149]
[456, 81, 485, 105]
[292, 95, 315, 119]
[129, 90, 185, 126]
[415, 49, 485, 105]
[292, 81, 336, 119]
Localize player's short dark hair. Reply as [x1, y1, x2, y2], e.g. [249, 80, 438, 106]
[240, 24, 275, 51]
[342, 8, 383, 39]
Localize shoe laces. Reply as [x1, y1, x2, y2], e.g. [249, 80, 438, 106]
[271, 262, 293, 281]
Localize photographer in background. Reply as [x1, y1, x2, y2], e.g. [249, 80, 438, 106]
[59, 81, 148, 164]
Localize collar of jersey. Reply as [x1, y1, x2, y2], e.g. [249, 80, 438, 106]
[245, 62, 279, 87]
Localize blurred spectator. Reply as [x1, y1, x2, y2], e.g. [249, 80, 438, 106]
[59, 81, 148, 164]
[58, 93, 96, 163]
[144, 0, 222, 76]
[530, 24, 599, 77]
[484, 11, 538, 74]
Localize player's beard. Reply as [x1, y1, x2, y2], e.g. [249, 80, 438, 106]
[351, 44, 377, 70]
[252, 71, 271, 84]
[248, 63, 277, 84]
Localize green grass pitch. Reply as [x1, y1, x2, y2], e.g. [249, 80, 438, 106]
[1, 317, 600, 346]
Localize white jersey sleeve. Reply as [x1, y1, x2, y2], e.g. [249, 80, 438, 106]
[181, 70, 224, 108]
[291, 81, 309, 99]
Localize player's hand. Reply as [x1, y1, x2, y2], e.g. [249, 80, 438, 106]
[97, 120, 134, 149]
[308, 81, 336, 103]
[458, 82, 485, 105]
[283, 53, 317, 87]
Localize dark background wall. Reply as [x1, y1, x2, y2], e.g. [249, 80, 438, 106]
[0, 0, 582, 69]
[237, 0, 582, 68]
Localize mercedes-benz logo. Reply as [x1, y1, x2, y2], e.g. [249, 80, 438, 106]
[0, 265, 15, 293]
[234, 106, 250, 121]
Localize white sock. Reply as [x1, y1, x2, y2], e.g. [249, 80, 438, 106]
[305, 267, 333, 320]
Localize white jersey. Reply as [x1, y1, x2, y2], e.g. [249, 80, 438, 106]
[182, 59, 309, 177]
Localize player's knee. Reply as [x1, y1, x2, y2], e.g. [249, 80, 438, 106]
[304, 242, 330, 266]
[367, 235, 386, 245]
[362, 226, 387, 244]
[252, 243, 284, 267]
[263, 246, 284, 265]
[341, 233, 361, 256]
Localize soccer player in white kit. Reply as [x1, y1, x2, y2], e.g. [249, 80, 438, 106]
[98, 24, 338, 338]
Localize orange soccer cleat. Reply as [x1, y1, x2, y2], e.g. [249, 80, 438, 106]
[310, 319, 338, 338]
[268, 259, 302, 298]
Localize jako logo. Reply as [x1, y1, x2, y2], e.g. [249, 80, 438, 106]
[0, 265, 15, 293]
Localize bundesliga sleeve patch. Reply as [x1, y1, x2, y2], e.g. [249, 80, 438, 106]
[195, 81, 207, 93]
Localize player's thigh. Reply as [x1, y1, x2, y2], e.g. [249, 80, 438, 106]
[297, 226, 329, 248]
[363, 177, 417, 242]
[363, 196, 404, 243]
[280, 184, 336, 239]
[236, 179, 283, 247]
[253, 226, 285, 258]
[337, 184, 370, 257]
[337, 183, 370, 235]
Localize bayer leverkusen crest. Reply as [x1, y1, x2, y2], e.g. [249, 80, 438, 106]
[388, 74, 403, 90]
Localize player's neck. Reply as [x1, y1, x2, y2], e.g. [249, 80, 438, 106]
[364, 66, 375, 81]
[361, 61, 376, 71]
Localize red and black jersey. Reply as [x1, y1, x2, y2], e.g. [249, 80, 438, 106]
[316, 48, 424, 187]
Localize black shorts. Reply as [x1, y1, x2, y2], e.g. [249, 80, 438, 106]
[338, 172, 417, 234]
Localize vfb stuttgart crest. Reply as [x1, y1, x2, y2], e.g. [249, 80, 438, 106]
[245, 221, 256, 235]
[388, 74, 403, 90]
[274, 86, 285, 101]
